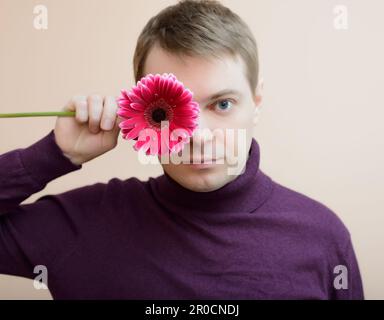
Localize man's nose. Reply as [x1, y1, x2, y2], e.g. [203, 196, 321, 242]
[191, 112, 213, 145]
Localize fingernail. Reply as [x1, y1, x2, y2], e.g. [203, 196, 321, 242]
[102, 119, 113, 130]
[78, 109, 87, 122]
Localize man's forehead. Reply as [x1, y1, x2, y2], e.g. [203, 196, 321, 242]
[143, 45, 247, 98]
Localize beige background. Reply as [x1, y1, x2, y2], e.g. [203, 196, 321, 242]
[0, 0, 383, 299]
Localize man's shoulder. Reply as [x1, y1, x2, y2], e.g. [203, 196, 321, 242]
[56, 176, 149, 203]
[267, 179, 351, 245]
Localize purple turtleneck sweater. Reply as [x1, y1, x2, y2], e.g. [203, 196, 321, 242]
[0, 130, 364, 299]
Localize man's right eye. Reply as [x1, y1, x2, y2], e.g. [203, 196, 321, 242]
[210, 99, 234, 114]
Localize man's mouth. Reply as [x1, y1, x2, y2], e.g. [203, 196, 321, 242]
[190, 157, 223, 164]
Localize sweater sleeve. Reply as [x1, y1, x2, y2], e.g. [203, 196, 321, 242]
[0, 130, 82, 214]
[0, 130, 101, 279]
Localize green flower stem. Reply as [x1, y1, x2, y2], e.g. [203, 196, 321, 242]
[0, 111, 76, 118]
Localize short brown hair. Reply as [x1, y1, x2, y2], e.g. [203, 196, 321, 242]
[133, 0, 259, 93]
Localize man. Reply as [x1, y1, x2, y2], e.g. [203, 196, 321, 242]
[0, 0, 363, 299]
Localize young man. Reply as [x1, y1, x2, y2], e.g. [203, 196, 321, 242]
[0, 0, 363, 299]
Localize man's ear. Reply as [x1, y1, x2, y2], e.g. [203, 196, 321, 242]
[252, 77, 264, 125]
[253, 77, 264, 107]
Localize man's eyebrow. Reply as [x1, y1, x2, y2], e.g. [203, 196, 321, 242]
[200, 89, 242, 103]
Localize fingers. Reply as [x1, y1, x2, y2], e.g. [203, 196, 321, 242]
[75, 95, 88, 123]
[100, 96, 118, 131]
[88, 95, 103, 134]
[66, 94, 120, 134]
[65, 95, 88, 123]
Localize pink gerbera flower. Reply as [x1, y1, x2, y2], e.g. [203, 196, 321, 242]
[117, 73, 199, 155]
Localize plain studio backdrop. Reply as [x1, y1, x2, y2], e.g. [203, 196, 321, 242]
[0, 0, 383, 299]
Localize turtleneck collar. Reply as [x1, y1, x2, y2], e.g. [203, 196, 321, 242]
[148, 138, 274, 215]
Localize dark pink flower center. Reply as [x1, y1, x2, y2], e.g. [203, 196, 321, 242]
[144, 98, 174, 128]
[152, 108, 166, 123]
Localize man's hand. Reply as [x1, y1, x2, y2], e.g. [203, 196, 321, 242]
[54, 94, 122, 166]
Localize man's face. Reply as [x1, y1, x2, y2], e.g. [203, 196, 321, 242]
[143, 44, 262, 192]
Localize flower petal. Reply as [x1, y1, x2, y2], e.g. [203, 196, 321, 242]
[117, 99, 131, 107]
[120, 89, 130, 100]
[145, 76, 155, 92]
[128, 92, 147, 105]
[117, 108, 141, 118]
[130, 102, 146, 111]
[132, 86, 142, 98]
[140, 84, 153, 103]
[154, 74, 161, 87]
[125, 122, 147, 140]
[172, 84, 184, 99]
[173, 108, 199, 117]
[133, 138, 151, 153]
[157, 77, 164, 95]
[161, 79, 171, 98]
[119, 117, 144, 129]
[176, 90, 193, 105]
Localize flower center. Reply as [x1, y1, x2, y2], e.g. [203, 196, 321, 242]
[151, 108, 167, 123]
[144, 98, 174, 129]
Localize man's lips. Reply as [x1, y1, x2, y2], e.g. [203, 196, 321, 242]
[189, 157, 223, 164]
